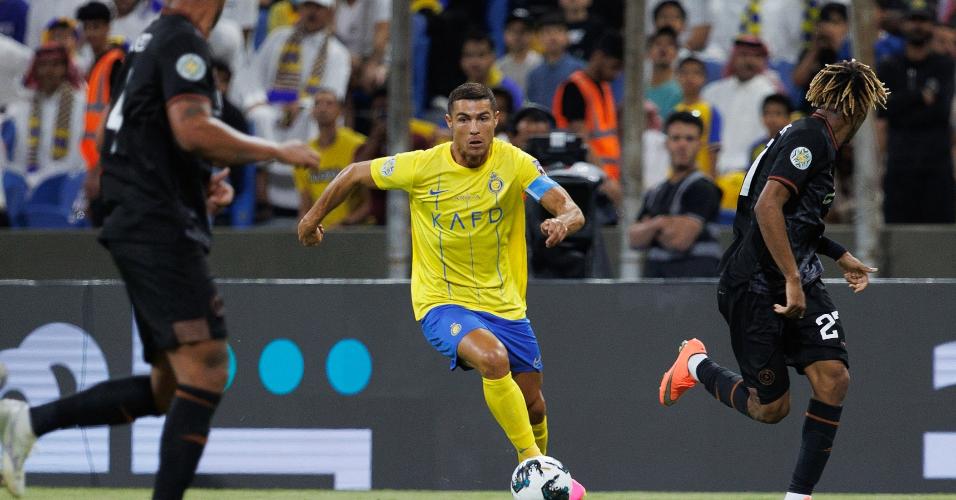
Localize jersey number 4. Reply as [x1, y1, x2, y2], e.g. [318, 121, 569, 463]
[104, 70, 134, 150]
[740, 123, 792, 197]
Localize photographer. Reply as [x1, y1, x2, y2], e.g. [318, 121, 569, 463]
[510, 105, 555, 150]
[792, 3, 852, 113]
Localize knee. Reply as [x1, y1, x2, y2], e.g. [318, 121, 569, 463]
[200, 364, 229, 393]
[527, 393, 546, 424]
[475, 347, 510, 379]
[178, 343, 230, 392]
[200, 352, 229, 392]
[815, 367, 850, 404]
[758, 409, 788, 424]
[752, 398, 790, 424]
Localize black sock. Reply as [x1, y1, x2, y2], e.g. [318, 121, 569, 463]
[788, 399, 842, 495]
[152, 384, 221, 500]
[29, 376, 159, 437]
[694, 358, 751, 418]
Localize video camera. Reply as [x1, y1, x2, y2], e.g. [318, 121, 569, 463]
[523, 132, 609, 278]
[523, 132, 588, 172]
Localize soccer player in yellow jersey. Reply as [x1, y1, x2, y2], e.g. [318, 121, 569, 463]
[298, 83, 588, 499]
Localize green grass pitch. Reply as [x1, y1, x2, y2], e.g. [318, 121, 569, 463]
[18, 489, 956, 499]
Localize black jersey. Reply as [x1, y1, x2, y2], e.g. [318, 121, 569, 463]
[718, 114, 839, 294]
[99, 14, 221, 250]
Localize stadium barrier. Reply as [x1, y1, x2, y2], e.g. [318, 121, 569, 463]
[3, 224, 956, 279]
[1, 279, 955, 493]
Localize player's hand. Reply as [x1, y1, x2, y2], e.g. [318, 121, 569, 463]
[774, 277, 806, 319]
[206, 168, 235, 214]
[540, 218, 568, 248]
[298, 217, 325, 247]
[837, 252, 877, 293]
[276, 141, 320, 168]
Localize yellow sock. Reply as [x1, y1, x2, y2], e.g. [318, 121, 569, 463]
[482, 373, 540, 462]
[531, 415, 548, 456]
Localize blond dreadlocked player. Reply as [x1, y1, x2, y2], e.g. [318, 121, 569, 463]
[658, 60, 889, 500]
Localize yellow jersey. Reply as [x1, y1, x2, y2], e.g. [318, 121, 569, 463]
[294, 127, 367, 226]
[370, 139, 547, 321]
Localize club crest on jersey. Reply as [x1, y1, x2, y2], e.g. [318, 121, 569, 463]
[450, 323, 462, 336]
[176, 53, 206, 82]
[380, 157, 395, 177]
[488, 172, 504, 194]
[789, 146, 812, 170]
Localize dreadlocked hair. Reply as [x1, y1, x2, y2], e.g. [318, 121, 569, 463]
[806, 59, 889, 121]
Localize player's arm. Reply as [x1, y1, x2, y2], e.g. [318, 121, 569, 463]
[297, 189, 314, 219]
[298, 161, 377, 246]
[167, 95, 318, 168]
[817, 236, 878, 293]
[538, 183, 585, 248]
[816, 236, 847, 261]
[754, 180, 805, 318]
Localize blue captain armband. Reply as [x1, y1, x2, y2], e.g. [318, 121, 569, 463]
[525, 175, 559, 201]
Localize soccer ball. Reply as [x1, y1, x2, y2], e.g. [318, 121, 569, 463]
[510, 455, 573, 500]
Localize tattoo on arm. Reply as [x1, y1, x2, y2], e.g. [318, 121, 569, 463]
[230, 150, 260, 165]
[182, 103, 209, 119]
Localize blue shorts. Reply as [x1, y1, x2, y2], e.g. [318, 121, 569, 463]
[420, 305, 543, 373]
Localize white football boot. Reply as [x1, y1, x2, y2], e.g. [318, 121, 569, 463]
[0, 399, 36, 497]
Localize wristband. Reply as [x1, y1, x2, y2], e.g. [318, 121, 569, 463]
[817, 236, 847, 261]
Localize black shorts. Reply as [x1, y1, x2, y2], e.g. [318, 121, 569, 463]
[717, 279, 849, 404]
[106, 240, 227, 363]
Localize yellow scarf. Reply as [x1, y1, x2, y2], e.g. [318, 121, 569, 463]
[27, 85, 74, 173]
[271, 27, 331, 102]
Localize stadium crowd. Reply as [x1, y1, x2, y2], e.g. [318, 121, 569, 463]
[0, 0, 953, 231]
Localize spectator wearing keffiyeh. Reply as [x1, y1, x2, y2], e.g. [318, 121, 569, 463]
[702, 35, 780, 211]
[7, 43, 87, 189]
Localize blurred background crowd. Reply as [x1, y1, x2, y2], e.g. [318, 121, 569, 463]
[0, 0, 952, 238]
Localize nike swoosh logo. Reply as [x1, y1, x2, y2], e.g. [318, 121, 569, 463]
[663, 374, 675, 406]
[429, 189, 448, 196]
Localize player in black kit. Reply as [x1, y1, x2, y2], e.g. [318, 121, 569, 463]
[0, 1, 318, 499]
[658, 60, 889, 500]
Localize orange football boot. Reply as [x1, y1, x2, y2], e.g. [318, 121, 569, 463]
[659, 338, 707, 406]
